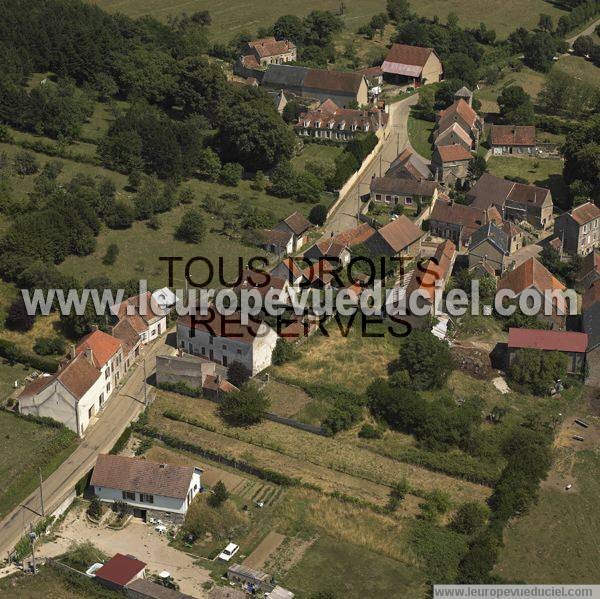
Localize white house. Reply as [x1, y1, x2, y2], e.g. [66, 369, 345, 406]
[18, 329, 131, 437]
[177, 309, 278, 376]
[91, 454, 202, 524]
[112, 291, 168, 344]
[18, 352, 105, 436]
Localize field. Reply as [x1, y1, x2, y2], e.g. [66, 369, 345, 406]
[496, 449, 600, 583]
[407, 114, 435, 160]
[487, 156, 568, 206]
[0, 361, 34, 401]
[291, 143, 344, 171]
[0, 411, 77, 519]
[88, 0, 568, 39]
[555, 54, 600, 86]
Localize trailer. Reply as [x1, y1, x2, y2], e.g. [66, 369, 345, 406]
[572, 435, 585, 442]
[574, 418, 589, 428]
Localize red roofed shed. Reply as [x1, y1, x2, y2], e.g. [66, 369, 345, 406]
[95, 553, 146, 590]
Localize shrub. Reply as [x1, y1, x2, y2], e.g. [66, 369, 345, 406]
[272, 338, 298, 365]
[389, 477, 410, 510]
[157, 381, 202, 397]
[309, 203, 328, 225]
[450, 502, 489, 536]
[227, 361, 251, 388]
[87, 496, 103, 519]
[321, 392, 364, 436]
[102, 243, 119, 265]
[358, 423, 383, 439]
[220, 162, 243, 186]
[105, 201, 134, 229]
[208, 481, 229, 507]
[175, 209, 206, 243]
[33, 336, 66, 356]
[508, 349, 568, 395]
[218, 382, 270, 426]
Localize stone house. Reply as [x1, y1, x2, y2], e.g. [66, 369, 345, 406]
[381, 44, 443, 87]
[491, 125, 537, 155]
[295, 99, 387, 142]
[582, 280, 600, 386]
[434, 122, 473, 151]
[303, 238, 351, 266]
[386, 147, 432, 181]
[435, 99, 483, 150]
[468, 173, 554, 230]
[177, 310, 278, 376]
[91, 454, 202, 525]
[257, 228, 294, 257]
[234, 37, 296, 77]
[112, 292, 168, 345]
[274, 212, 313, 252]
[507, 328, 588, 375]
[365, 214, 424, 257]
[577, 250, 600, 290]
[554, 202, 600, 256]
[430, 144, 472, 184]
[468, 222, 511, 275]
[370, 177, 438, 209]
[502, 221, 525, 254]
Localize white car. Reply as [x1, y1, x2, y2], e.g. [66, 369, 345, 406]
[218, 543, 239, 562]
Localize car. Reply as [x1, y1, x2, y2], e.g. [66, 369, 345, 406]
[218, 543, 239, 562]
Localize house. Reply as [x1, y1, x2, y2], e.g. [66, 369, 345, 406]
[303, 238, 351, 266]
[274, 212, 313, 252]
[18, 352, 104, 437]
[112, 292, 168, 344]
[554, 202, 600, 256]
[507, 328, 588, 374]
[358, 65, 384, 93]
[234, 37, 296, 76]
[295, 99, 387, 142]
[428, 200, 503, 249]
[95, 553, 146, 591]
[301, 258, 339, 289]
[111, 318, 142, 371]
[393, 240, 457, 326]
[386, 147, 432, 181]
[256, 228, 294, 257]
[234, 269, 290, 304]
[468, 173, 554, 230]
[261, 64, 368, 107]
[381, 44, 443, 87]
[498, 257, 568, 329]
[582, 280, 600, 386]
[502, 221, 525, 254]
[270, 89, 288, 114]
[370, 177, 438, 209]
[365, 214, 424, 257]
[177, 309, 278, 375]
[430, 144, 472, 184]
[209, 588, 246, 599]
[126, 578, 196, 599]
[577, 250, 600, 290]
[454, 86, 473, 106]
[434, 122, 474, 151]
[270, 257, 304, 286]
[491, 125, 537, 155]
[91, 454, 202, 524]
[436, 99, 483, 149]
[468, 222, 511, 275]
[155, 354, 238, 398]
[330, 222, 376, 249]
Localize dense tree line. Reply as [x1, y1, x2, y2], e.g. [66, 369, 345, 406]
[563, 114, 600, 203]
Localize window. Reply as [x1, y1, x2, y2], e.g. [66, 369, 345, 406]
[405, 197, 413, 205]
[122, 491, 135, 500]
[201, 347, 206, 356]
[209, 336, 213, 345]
[140, 493, 154, 504]
[106, 382, 111, 393]
[105, 369, 110, 380]
[222, 344, 227, 350]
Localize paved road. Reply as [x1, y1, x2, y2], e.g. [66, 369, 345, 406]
[567, 17, 600, 46]
[321, 93, 419, 237]
[0, 335, 174, 557]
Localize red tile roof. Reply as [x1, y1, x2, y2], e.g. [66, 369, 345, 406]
[375, 215, 424, 253]
[508, 328, 588, 353]
[112, 319, 141, 354]
[435, 122, 473, 147]
[498, 257, 565, 295]
[91, 454, 197, 499]
[94, 553, 146, 588]
[248, 37, 295, 58]
[382, 44, 435, 76]
[113, 292, 167, 326]
[76, 330, 122, 369]
[405, 240, 456, 304]
[331, 222, 376, 247]
[491, 125, 536, 147]
[297, 101, 387, 132]
[241, 55, 260, 69]
[439, 99, 478, 130]
[570, 202, 600, 226]
[435, 144, 472, 162]
[358, 65, 383, 77]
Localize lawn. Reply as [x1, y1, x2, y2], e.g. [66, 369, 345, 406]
[291, 143, 344, 171]
[555, 54, 600, 86]
[88, 0, 568, 39]
[282, 535, 427, 599]
[487, 156, 568, 207]
[0, 411, 77, 519]
[0, 564, 122, 598]
[0, 360, 34, 402]
[495, 450, 600, 583]
[407, 114, 435, 160]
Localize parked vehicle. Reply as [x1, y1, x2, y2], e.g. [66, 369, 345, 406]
[218, 543, 239, 562]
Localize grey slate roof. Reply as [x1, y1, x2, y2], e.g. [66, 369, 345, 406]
[262, 64, 309, 90]
[469, 222, 510, 255]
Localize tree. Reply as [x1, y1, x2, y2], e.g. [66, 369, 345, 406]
[389, 478, 410, 510]
[282, 100, 301, 124]
[87, 496, 103, 520]
[293, 171, 324, 203]
[497, 85, 535, 125]
[134, 175, 161, 220]
[128, 170, 142, 190]
[467, 156, 487, 181]
[309, 204, 328, 226]
[538, 13, 554, 33]
[456, 532, 499, 584]
[175, 209, 206, 243]
[197, 148, 221, 182]
[394, 330, 454, 390]
[102, 243, 119, 265]
[387, 0, 411, 22]
[444, 53, 479, 88]
[251, 171, 266, 191]
[178, 187, 195, 204]
[414, 86, 436, 121]
[450, 502, 489, 535]
[105, 201, 134, 229]
[227, 360, 251, 387]
[208, 481, 229, 508]
[13, 151, 39, 176]
[273, 15, 306, 44]
[33, 336, 66, 356]
[272, 338, 298, 365]
[573, 34, 594, 57]
[5, 297, 35, 332]
[220, 162, 243, 186]
[524, 31, 557, 72]
[218, 382, 270, 426]
[508, 349, 568, 395]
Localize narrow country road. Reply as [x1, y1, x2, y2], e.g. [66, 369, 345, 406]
[567, 17, 600, 46]
[320, 93, 419, 237]
[0, 334, 175, 557]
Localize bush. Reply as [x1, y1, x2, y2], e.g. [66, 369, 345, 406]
[105, 201, 134, 229]
[0, 339, 59, 372]
[182, 493, 248, 542]
[358, 423, 383, 439]
[157, 381, 202, 397]
[389, 477, 410, 510]
[227, 361, 251, 388]
[109, 426, 132, 454]
[218, 382, 270, 426]
[175, 209, 206, 243]
[33, 336, 66, 356]
[87, 496, 103, 520]
[309, 203, 328, 226]
[450, 502, 489, 536]
[102, 243, 119, 265]
[272, 338, 298, 365]
[220, 162, 243, 186]
[13, 150, 39, 176]
[508, 349, 568, 395]
[208, 480, 229, 507]
[321, 392, 364, 436]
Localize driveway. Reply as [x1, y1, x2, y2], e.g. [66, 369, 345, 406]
[321, 93, 419, 237]
[510, 243, 542, 267]
[37, 504, 211, 597]
[0, 334, 176, 557]
[567, 18, 600, 46]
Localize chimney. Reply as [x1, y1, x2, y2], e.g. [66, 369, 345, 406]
[70, 344, 76, 360]
[84, 347, 94, 365]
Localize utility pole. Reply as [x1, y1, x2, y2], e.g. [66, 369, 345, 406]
[143, 358, 148, 407]
[38, 468, 44, 517]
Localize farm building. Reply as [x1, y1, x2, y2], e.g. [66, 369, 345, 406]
[490, 125, 537, 155]
[381, 44, 442, 87]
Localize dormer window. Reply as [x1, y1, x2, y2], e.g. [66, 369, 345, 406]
[339, 121, 345, 130]
[364, 123, 370, 131]
[304, 120, 310, 128]
[315, 121, 321, 128]
[329, 121, 334, 129]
